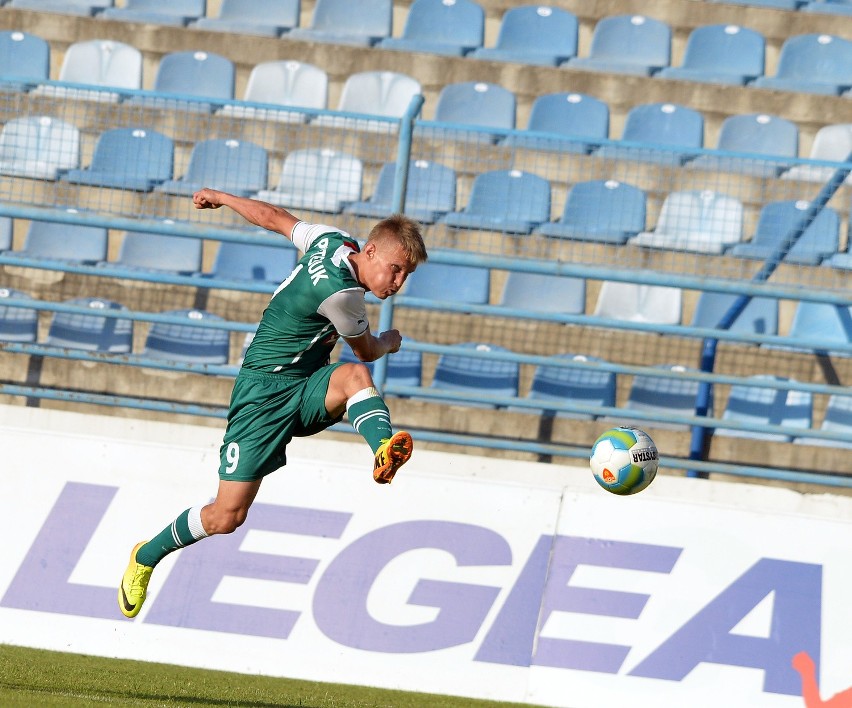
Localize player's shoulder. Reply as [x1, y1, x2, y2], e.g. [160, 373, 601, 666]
[294, 222, 360, 253]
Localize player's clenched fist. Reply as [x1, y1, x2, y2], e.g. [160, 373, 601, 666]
[193, 188, 224, 209]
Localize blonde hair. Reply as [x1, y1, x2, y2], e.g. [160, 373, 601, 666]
[368, 214, 428, 267]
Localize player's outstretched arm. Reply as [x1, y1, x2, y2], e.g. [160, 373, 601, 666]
[347, 329, 402, 363]
[193, 188, 300, 240]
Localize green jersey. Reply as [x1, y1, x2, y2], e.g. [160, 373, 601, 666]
[240, 222, 367, 377]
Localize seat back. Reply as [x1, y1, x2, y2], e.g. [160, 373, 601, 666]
[588, 14, 671, 67]
[594, 282, 682, 324]
[0, 216, 12, 250]
[24, 216, 108, 262]
[88, 127, 174, 182]
[499, 272, 585, 314]
[466, 169, 550, 223]
[821, 394, 852, 435]
[526, 92, 609, 143]
[691, 291, 778, 335]
[0, 30, 50, 82]
[807, 123, 852, 160]
[59, 40, 142, 90]
[652, 190, 743, 251]
[621, 102, 704, 149]
[788, 301, 852, 350]
[184, 139, 267, 193]
[625, 364, 706, 425]
[400, 0, 484, 48]
[338, 341, 422, 388]
[529, 354, 615, 417]
[274, 148, 362, 207]
[721, 375, 812, 440]
[680, 24, 765, 76]
[46, 297, 132, 352]
[715, 113, 798, 158]
[0, 287, 38, 343]
[217, 0, 300, 25]
[431, 342, 519, 400]
[335, 71, 421, 117]
[434, 82, 516, 131]
[210, 241, 298, 283]
[243, 60, 327, 111]
[357, 159, 456, 216]
[309, 0, 391, 37]
[405, 262, 490, 304]
[143, 309, 230, 364]
[561, 180, 646, 236]
[0, 116, 80, 177]
[774, 33, 852, 83]
[494, 6, 577, 55]
[751, 200, 839, 261]
[122, 0, 205, 14]
[154, 50, 234, 101]
[117, 230, 202, 273]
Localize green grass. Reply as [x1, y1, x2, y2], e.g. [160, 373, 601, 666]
[0, 644, 531, 707]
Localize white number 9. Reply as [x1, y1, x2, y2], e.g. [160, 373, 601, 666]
[224, 442, 240, 474]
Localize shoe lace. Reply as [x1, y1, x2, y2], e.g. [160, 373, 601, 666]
[130, 564, 152, 593]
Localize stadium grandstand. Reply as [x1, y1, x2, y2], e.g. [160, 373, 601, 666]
[0, 0, 849, 495]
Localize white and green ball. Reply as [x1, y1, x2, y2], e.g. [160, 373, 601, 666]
[590, 426, 658, 495]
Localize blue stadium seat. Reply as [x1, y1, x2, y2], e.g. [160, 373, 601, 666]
[0, 287, 38, 343]
[0, 115, 80, 180]
[782, 124, 852, 185]
[730, 200, 840, 265]
[33, 39, 141, 103]
[0, 30, 50, 89]
[691, 291, 778, 336]
[100, 0, 206, 26]
[345, 159, 456, 223]
[794, 394, 852, 449]
[312, 71, 421, 132]
[499, 271, 585, 314]
[217, 60, 328, 124]
[802, 0, 852, 15]
[46, 297, 133, 352]
[594, 282, 682, 325]
[127, 50, 234, 111]
[287, 0, 392, 46]
[709, 0, 798, 9]
[254, 148, 362, 213]
[502, 92, 609, 153]
[431, 342, 519, 407]
[404, 262, 490, 305]
[469, 6, 577, 66]
[658, 24, 765, 86]
[717, 376, 812, 442]
[631, 190, 744, 254]
[206, 240, 298, 283]
[595, 102, 703, 165]
[12, 212, 108, 264]
[824, 203, 852, 269]
[191, 0, 300, 36]
[752, 34, 852, 96]
[156, 138, 268, 197]
[142, 309, 230, 364]
[624, 364, 707, 430]
[564, 14, 671, 76]
[535, 179, 646, 244]
[0, 216, 12, 250]
[525, 354, 615, 419]
[379, 0, 484, 56]
[441, 169, 550, 234]
[424, 81, 516, 142]
[338, 341, 423, 388]
[61, 127, 173, 191]
[110, 228, 202, 275]
[783, 301, 852, 356]
[9, 0, 113, 15]
[690, 113, 798, 177]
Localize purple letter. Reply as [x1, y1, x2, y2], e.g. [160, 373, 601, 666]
[478, 536, 681, 670]
[630, 558, 821, 696]
[145, 503, 350, 638]
[2, 482, 118, 619]
[313, 520, 510, 653]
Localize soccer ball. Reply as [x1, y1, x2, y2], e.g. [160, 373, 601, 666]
[590, 426, 658, 495]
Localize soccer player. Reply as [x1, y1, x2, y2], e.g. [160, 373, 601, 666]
[119, 188, 427, 619]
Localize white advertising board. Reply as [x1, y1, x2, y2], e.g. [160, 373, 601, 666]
[1, 406, 850, 707]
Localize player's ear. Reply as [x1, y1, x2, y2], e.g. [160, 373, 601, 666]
[363, 241, 377, 258]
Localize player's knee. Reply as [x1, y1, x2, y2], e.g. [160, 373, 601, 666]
[204, 506, 249, 535]
[345, 362, 374, 388]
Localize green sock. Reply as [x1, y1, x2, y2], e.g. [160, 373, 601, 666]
[135, 506, 209, 568]
[347, 386, 393, 453]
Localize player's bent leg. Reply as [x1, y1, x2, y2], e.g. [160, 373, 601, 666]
[201, 478, 262, 535]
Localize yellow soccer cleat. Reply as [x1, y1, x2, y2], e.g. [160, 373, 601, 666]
[118, 541, 153, 619]
[373, 431, 413, 484]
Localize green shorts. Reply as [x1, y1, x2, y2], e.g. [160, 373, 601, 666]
[218, 364, 344, 482]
